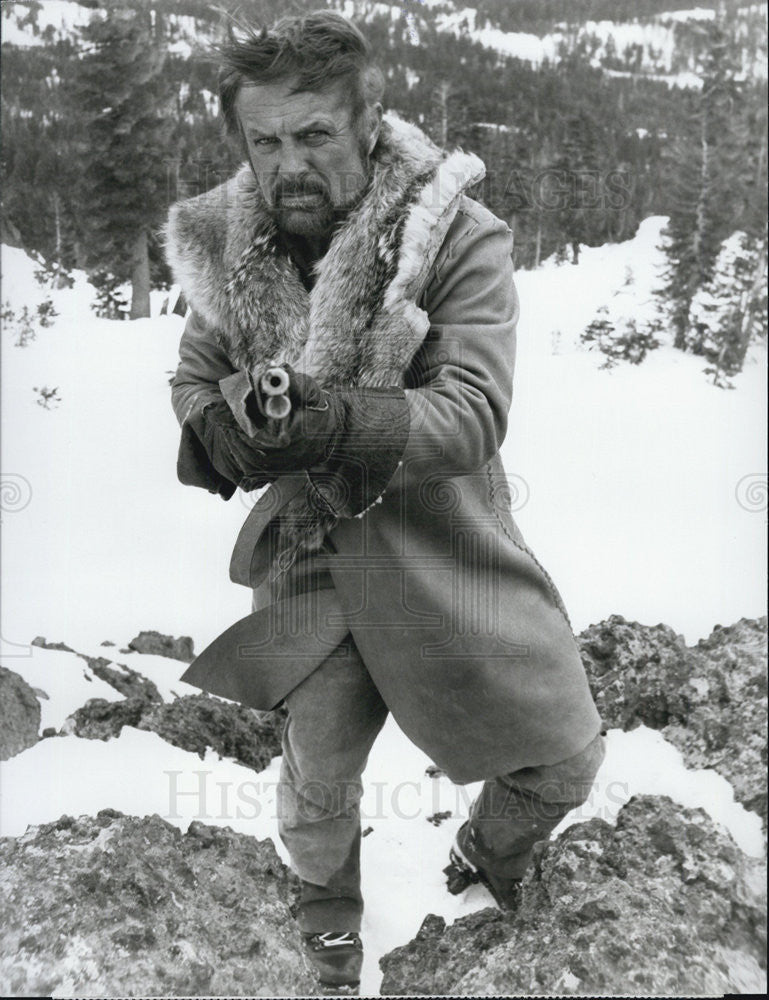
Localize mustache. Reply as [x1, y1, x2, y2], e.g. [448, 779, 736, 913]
[274, 178, 329, 201]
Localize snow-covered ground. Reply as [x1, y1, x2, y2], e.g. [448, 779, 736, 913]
[1, 218, 766, 994]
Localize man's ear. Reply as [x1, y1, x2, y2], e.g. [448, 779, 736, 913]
[367, 102, 383, 154]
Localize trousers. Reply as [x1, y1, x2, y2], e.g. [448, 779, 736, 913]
[277, 632, 605, 933]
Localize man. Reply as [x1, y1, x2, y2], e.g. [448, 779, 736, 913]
[166, 10, 604, 993]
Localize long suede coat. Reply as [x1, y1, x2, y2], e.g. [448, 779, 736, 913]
[166, 117, 601, 783]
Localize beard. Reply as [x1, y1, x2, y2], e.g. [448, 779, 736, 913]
[265, 147, 372, 237]
[270, 192, 340, 237]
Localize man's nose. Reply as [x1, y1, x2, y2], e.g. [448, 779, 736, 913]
[276, 140, 310, 178]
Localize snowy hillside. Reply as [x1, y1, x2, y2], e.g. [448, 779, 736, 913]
[1, 220, 765, 649]
[1, 225, 765, 993]
[4, 0, 766, 85]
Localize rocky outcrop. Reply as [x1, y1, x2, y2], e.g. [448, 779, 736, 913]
[66, 694, 286, 773]
[680, 618, 768, 823]
[577, 616, 693, 729]
[379, 795, 767, 996]
[128, 630, 195, 663]
[0, 666, 40, 760]
[0, 810, 317, 996]
[144, 695, 286, 770]
[30, 635, 286, 773]
[578, 615, 768, 823]
[30, 636, 162, 702]
[86, 655, 162, 702]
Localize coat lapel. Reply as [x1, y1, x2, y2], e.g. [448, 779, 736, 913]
[165, 116, 485, 391]
[164, 116, 486, 570]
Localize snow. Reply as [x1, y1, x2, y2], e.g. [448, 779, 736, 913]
[509, 217, 767, 642]
[1, 714, 763, 995]
[0, 0, 92, 47]
[0, 726, 286, 845]
[556, 726, 765, 858]
[0, 217, 766, 992]
[436, 8, 561, 65]
[659, 7, 717, 22]
[405, 67, 421, 89]
[604, 67, 705, 88]
[3, 0, 764, 88]
[4, 645, 123, 732]
[431, 3, 765, 85]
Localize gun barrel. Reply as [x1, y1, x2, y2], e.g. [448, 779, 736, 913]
[264, 393, 292, 419]
[259, 367, 291, 420]
[261, 367, 290, 397]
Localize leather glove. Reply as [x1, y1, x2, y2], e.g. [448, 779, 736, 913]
[197, 367, 345, 489]
[245, 364, 344, 472]
[194, 398, 273, 490]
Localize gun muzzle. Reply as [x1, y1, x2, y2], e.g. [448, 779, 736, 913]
[260, 367, 292, 419]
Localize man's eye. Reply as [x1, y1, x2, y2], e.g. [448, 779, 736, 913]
[253, 137, 278, 148]
[304, 131, 329, 143]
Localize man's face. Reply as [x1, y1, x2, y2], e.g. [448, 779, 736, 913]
[235, 77, 381, 237]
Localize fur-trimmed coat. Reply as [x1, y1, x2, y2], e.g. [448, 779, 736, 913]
[166, 116, 601, 781]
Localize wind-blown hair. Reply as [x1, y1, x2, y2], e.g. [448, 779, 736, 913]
[217, 10, 385, 136]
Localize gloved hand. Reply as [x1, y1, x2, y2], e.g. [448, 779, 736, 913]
[196, 367, 346, 490]
[246, 364, 345, 472]
[194, 398, 272, 490]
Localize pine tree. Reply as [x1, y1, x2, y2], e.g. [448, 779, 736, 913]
[689, 231, 768, 386]
[661, 13, 752, 350]
[65, 6, 175, 318]
[549, 107, 606, 264]
[1, 38, 82, 276]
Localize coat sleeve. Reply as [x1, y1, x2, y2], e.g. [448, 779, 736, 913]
[305, 201, 518, 519]
[402, 201, 519, 481]
[170, 310, 238, 499]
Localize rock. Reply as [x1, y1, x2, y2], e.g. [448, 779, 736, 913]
[67, 697, 147, 740]
[32, 636, 285, 773]
[0, 666, 41, 760]
[680, 618, 768, 825]
[31, 636, 75, 653]
[81, 655, 162, 703]
[379, 796, 767, 996]
[577, 615, 693, 729]
[381, 908, 510, 995]
[128, 630, 195, 663]
[578, 615, 768, 824]
[30, 637, 161, 703]
[140, 695, 286, 773]
[0, 811, 317, 995]
[67, 695, 286, 773]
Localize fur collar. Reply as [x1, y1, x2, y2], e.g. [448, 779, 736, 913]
[164, 115, 485, 389]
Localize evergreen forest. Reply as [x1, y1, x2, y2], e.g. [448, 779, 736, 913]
[1, 0, 766, 378]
